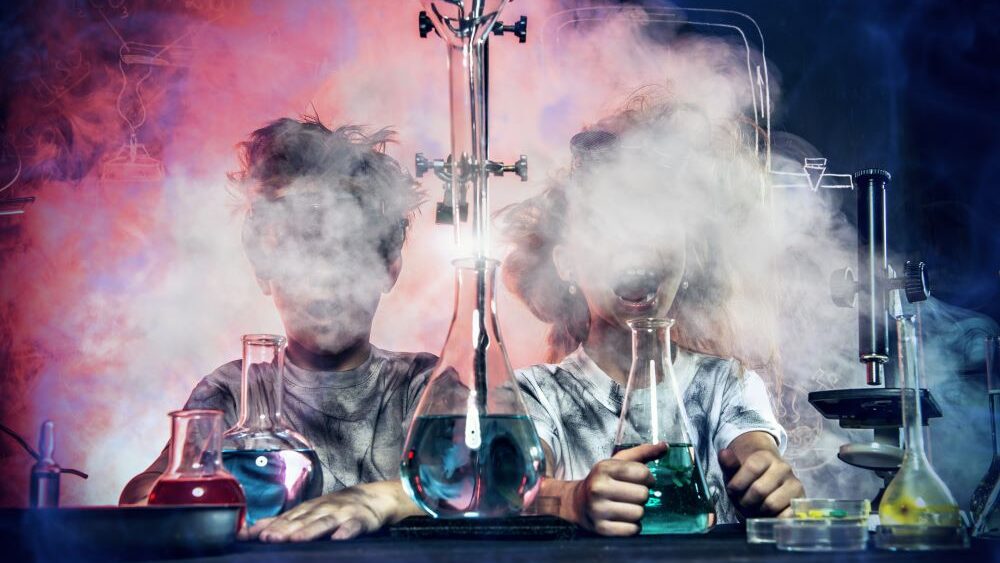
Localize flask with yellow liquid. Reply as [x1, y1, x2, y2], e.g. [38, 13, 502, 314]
[875, 314, 967, 550]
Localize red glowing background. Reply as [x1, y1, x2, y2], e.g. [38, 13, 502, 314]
[2, 0, 704, 506]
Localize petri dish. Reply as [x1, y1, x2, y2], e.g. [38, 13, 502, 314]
[746, 518, 781, 544]
[791, 498, 870, 521]
[775, 519, 868, 552]
[874, 525, 969, 551]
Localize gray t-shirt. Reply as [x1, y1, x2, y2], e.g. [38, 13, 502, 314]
[515, 346, 786, 524]
[183, 346, 437, 493]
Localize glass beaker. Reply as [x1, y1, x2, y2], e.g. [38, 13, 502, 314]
[972, 335, 1000, 538]
[222, 334, 323, 527]
[876, 314, 966, 550]
[401, 258, 545, 518]
[148, 410, 246, 525]
[613, 318, 715, 534]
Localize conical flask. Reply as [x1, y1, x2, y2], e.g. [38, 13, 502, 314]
[972, 335, 1000, 538]
[613, 318, 715, 534]
[876, 314, 967, 550]
[401, 258, 545, 518]
[149, 410, 246, 527]
[222, 334, 323, 527]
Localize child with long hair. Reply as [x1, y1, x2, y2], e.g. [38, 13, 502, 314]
[501, 96, 803, 535]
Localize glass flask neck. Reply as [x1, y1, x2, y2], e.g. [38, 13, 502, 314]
[166, 410, 225, 477]
[615, 318, 691, 447]
[450, 257, 499, 321]
[446, 42, 490, 257]
[236, 334, 288, 432]
[896, 315, 928, 464]
[447, 258, 500, 411]
[629, 319, 673, 374]
[409, 256, 529, 419]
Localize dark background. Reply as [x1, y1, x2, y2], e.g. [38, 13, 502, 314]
[655, 0, 1000, 325]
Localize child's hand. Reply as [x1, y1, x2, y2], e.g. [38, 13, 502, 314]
[244, 480, 420, 542]
[570, 442, 668, 536]
[718, 447, 803, 517]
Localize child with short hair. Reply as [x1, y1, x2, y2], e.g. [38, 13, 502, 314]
[121, 117, 436, 540]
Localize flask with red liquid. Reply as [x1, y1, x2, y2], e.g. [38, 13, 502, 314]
[148, 409, 246, 528]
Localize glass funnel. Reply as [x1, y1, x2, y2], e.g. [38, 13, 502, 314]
[876, 314, 966, 550]
[222, 334, 323, 527]
[972, 335, 1000, 538]
[148, 410, 246, 526]
[401, 258, 544, 518]
[613, 318, 715, 534]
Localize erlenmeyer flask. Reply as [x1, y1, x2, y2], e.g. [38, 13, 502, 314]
[876, 314, 967, 550]
[972, 335, 1000, 538]
[401, 258, 545, 518]
[148, 410, 246, 526]
[222, 334, 323, 527]
[613, 318, 715, 534]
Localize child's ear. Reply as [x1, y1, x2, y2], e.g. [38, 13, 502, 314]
[552, 243, 576, 284]
[255, 276, 272, 296]
[383, 253, 403, 293]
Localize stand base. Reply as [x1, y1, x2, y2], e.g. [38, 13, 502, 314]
[809, 388, 942, 429]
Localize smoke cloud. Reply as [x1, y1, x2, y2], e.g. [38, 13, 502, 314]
[0, 0, 991, 510]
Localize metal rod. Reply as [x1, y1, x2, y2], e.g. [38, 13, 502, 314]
[474, 39, 491, 414]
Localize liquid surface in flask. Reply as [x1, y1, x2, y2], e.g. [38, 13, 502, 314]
[223, 448, 323, 526]
[401, 414, 544, 518]
[614, 443, 715, 534]
[149, 475, 247, 524]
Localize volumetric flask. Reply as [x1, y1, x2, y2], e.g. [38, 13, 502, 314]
[401, 258, 545, 518]
[148, 410, 246, 526]
[613, 318, 716, 534]
[222, 334, 323, 527]
[876, 314, 967, 550]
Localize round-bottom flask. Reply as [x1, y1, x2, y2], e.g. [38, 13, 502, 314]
[222, 335, 323, 527]
[876, 315, 966, 550]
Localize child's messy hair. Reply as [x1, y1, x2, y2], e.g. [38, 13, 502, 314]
[501, 91, 777, 374]
[230, 115, 424, 266]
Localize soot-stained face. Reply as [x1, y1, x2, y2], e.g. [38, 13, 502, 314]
[250, 189, 397, 354]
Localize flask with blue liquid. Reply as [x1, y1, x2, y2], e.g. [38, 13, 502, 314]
[222, 334, 323, 527]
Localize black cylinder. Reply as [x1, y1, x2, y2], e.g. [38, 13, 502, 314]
[854, 168, 891, 386]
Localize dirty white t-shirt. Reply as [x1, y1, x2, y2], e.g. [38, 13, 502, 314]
[515, 346, 786, 523]
[182, 346, 437, 493]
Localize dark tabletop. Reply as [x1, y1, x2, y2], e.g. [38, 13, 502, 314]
[4, 509, 1000, 563]
[182, 534, 1000, 563]
[183, 528, 1000, 563]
